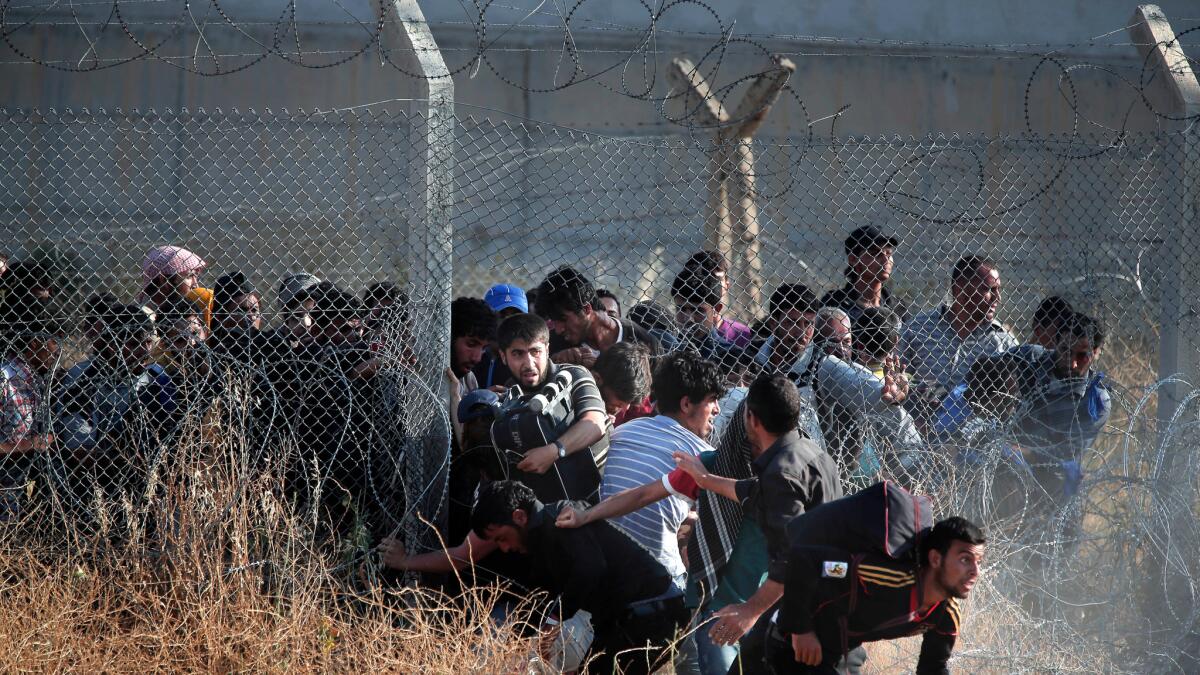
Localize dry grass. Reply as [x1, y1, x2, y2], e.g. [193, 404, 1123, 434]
[0, 414, 542, 675]
[0, 515, 543, 673]
[0, 333, 1174, 674]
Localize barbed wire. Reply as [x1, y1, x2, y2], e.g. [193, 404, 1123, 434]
[5, 0, 1200, 136]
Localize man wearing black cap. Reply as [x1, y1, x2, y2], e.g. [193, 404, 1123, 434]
[819, 226, 908, 328]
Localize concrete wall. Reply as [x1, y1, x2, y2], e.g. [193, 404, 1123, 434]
[0, 0, 1185, 343]
[0, 0, 1189, 135]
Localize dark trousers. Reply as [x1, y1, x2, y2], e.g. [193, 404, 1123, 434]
[589, 596, 690, 675]
[760, 622, 866, 675]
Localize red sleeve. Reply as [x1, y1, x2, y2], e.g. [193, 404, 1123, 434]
[662, 467, 701, 500]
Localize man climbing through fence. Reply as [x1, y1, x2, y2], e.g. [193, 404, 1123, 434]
[768, 515, 986, 675]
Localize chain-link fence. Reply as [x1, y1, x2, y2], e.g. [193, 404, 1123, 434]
[1, 106, 1198, 670]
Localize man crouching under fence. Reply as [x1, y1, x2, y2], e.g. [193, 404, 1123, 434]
[471, 479, 689, 675]
[767, 517, 985, 675]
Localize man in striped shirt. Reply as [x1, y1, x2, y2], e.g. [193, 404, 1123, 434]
[590, 350, 727, 584]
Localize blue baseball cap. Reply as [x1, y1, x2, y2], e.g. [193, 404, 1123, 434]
[458, 388, 501, 423]
[483, 283, 528, 313]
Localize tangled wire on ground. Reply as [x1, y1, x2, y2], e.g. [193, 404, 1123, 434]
[854, 375, 1200, 673]
[2, 305, 1196, 672]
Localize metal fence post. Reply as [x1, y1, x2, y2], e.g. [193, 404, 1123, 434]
[1130, 5, 1200, 426]
[1128, 5, 1200, 665]
[381, 0, 456, 548]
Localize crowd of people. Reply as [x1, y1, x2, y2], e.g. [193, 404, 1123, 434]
[0, 227, 1110, 673]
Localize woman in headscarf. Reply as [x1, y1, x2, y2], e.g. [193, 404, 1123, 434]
[140, 245, 212, 326]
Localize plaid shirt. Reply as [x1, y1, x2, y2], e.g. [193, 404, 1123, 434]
[1, 357, 41, 446]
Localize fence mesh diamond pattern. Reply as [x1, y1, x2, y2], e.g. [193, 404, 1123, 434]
[1, 106, 1197, 670]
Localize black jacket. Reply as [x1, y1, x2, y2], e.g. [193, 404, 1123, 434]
[778, 546, 960, 675]
[733, 430, 843, 582]
[522, 500, 675, 625]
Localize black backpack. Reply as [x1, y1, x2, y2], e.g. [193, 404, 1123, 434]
[785, 480, 934, 561]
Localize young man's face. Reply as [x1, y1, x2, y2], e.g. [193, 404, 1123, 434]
[953, 267, 1002, 325]
[849, 246, 894, 284]
[598, 296, 620, 320]
[219, 293, 263, 332]
[120, 331, 155, 370]
[1031, 323, 1057, 349]
[772, 309, 815, 355]
[165, 316, 207, 352]
[679, 393, 721, 440]
[547, 309, 591, 346]
[323, 317, 363, 347]
[931, 540, 984, 600]
[452, 334, 489, 377]
[368, 298, 394, 320]
[285, 298, 317, 342]
[599, 386, 634, 418]
[1056, 336, 1100, 379]
[500, 337, 550, 388]
[674, 299, 721, 338]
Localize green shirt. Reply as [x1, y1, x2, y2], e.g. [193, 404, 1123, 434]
[685, 452, 770, 612]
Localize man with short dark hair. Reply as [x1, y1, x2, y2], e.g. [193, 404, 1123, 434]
[472, 479, 689, 675]
[685, 250, 753, 347]
[674, 265, 751, 351]
[1009, 312, 1109, 500]
[535, 266, 659, 368]
[755, 284, 819, 381]
[591, 341, 653, 420]
[768, 516, 986, 674]
[496, 313, 609, 503]
[212, 272, 263, 334]
[277, 272, 322, 346]
[819, 227, 909, 327]
[596, 288, 621, 320]
[449, 297, 498, 392]
[1030, 295, 1073, 349]
[361, 281, 408, 347]
[901, 256, 1018, 425]
[308, 282, 366, 350]
[671, 374, 843, 667]
[363, 281, 402, 319]
[559, 351, 725, 585]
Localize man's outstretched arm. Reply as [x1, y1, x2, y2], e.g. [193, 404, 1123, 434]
[556, 479, 670, 528]
[377, 530, 497, 573]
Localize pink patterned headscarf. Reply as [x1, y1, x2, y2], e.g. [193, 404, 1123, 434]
[141, 245, 206, 289]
